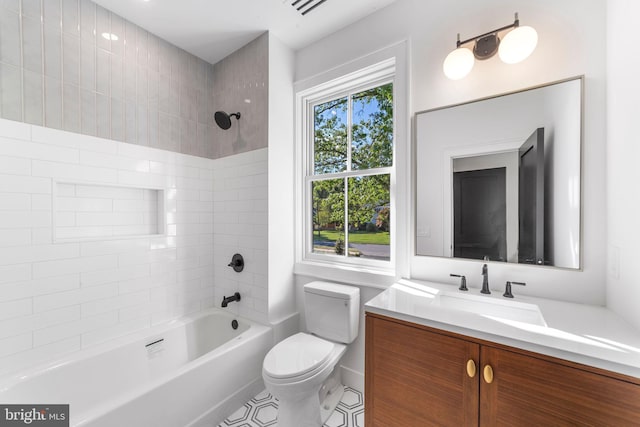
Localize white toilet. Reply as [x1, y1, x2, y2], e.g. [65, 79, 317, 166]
[262, 281, 360, 427]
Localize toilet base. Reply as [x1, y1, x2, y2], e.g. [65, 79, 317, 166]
[275, 383, 345, 427]
[320, 384, 344, 423]
[263, 333, 349, 427]
[319, 368, 344, 422]
[277, 388, 322, 427]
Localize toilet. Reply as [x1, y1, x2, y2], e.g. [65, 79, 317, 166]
[262, 281, 360, 427]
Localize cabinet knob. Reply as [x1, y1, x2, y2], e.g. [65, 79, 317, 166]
[483, 365, 494, 383]
[466, 359, 476, 378]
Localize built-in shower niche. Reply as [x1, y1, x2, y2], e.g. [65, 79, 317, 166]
[53, 181, 165, 242]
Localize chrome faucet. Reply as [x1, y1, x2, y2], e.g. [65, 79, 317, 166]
[481, 264, 491, 294]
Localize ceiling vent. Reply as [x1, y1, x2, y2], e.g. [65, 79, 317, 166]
[291, 0, 328, 16]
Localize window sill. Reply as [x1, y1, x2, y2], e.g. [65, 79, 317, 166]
[294, 260, 397, 289]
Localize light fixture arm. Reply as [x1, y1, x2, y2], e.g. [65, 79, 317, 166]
[456, 13, 520, 48]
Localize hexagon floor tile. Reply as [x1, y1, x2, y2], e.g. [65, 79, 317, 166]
[216, 387, 364, 427]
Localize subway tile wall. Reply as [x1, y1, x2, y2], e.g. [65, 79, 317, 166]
[0, 118, 269, 376]
[0, 0, 221, 158]
[212, 148, 268, 324]
[212, 34, 268, 158]
[54, 182, 161, 240]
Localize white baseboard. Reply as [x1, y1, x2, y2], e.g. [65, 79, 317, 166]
[340, 365, 364, 393]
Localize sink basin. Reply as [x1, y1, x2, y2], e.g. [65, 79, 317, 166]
[371, 280, 548, 327]
[432, 291, 547, 327]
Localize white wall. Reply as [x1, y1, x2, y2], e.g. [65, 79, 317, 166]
[267, 34, 296, 325]
[606, 0, 640, 330]
[293, 0, 607, 384]
[296, 0, 606, 304]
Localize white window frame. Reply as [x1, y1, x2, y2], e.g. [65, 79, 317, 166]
[294, 44, 409, 284]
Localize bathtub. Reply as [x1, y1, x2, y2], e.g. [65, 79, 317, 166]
[0, 309, 272, 427]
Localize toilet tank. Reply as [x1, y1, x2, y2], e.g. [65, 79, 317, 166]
[304, 281, 360, 344]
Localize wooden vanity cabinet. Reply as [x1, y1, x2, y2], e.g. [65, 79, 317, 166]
[480, 346, 640, 426]
[365, 313, 640, 427]
[365, 312, 479, 426]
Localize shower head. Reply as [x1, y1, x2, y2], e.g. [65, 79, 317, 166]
[214, 111, 241, 130]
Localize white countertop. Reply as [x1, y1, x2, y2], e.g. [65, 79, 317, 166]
[365, 279, 640, 379]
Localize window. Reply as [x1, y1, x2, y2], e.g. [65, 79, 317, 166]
[299, 62, 396, 270]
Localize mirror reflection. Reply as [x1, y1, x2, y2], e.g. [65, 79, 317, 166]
[415, 77, 582, 269]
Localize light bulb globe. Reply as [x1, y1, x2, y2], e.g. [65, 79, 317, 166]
[443, 47, 474, 80]
[498, 26, 538, 64]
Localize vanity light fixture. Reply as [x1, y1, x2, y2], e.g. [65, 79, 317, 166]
[443, 13, 538, 80]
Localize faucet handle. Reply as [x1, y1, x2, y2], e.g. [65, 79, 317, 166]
[503, 281, 526, 298]
[227, 253, 244, 272]
[450, 274, 468, 291]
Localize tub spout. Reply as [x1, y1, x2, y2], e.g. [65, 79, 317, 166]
[221, 292, 241, 308]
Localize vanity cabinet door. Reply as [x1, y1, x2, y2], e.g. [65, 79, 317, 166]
[480, 346, 640, 426]
[365, 315, 480, 427]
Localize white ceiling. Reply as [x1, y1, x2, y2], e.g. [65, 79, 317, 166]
[93, 0, 398, 65]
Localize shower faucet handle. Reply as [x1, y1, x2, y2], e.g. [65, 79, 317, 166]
[227, 253, 244, 272]
[450, 274, 468, 291]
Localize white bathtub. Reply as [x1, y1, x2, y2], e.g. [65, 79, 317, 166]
[0, 309, 272, 427]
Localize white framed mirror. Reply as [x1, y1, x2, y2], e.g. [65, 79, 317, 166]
[415, 76, 582, 269]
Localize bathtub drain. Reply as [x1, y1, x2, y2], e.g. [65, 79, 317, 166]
[231, 319, 239, 330]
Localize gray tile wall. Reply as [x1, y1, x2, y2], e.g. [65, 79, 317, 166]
[0, 0, 268, 159]
[212, 33, 268, 158]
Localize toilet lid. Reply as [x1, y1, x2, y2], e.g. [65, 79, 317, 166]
[263, 333, 334, 379]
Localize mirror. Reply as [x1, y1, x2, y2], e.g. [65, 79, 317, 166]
[415, 77, 582, 269]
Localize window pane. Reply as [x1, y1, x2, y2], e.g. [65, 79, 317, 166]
[314, 97, 348, 174]
[312, 179, 345, 256]
[347, 174, 390, 261]
[351, 83, 393, 170]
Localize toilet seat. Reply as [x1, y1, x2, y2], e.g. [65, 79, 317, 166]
[263, 333, 342, 382]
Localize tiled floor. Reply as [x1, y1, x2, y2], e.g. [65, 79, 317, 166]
[217, 387, 364, 427]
